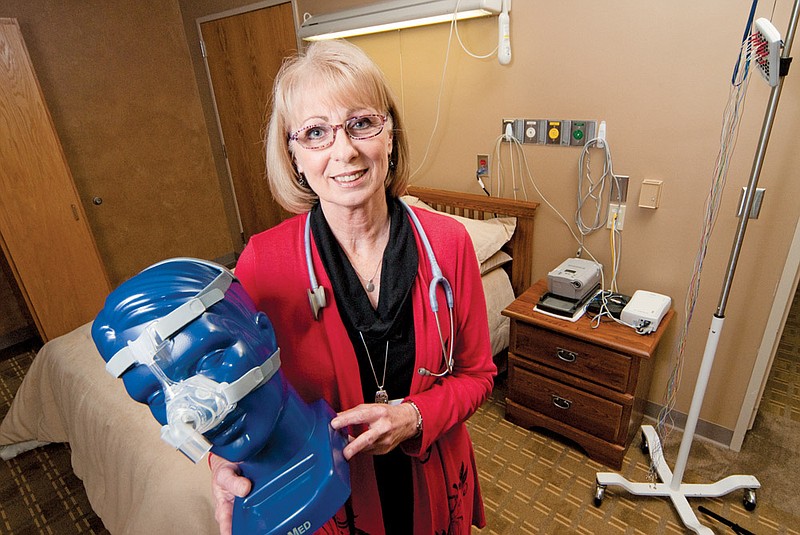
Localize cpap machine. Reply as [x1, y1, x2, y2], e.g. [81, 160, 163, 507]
[547, 257, 602, 301]
[92, 258, 349, 535]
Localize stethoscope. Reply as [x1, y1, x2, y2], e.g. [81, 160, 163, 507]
[305, 199, 455, 377]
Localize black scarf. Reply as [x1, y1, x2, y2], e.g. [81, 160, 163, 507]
[309, 195, 419, 401]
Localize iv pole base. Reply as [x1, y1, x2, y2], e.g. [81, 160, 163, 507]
[594, 425, 760, 535]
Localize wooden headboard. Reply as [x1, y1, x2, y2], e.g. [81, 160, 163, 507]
[406, 186, 539, 296]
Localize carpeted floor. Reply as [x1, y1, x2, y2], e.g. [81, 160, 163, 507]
[0, 348, 109, 535]
[759, 288, 800, 425]
[1, 289, 799, 534]
[469, 381, 799, 534]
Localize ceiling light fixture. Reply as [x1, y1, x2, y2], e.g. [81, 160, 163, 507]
[298, 0, 502, 42]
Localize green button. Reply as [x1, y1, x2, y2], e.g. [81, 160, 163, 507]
[573, 129, 584, 140]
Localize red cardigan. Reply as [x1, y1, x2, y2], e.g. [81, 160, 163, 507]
[235, 205, 496, 534]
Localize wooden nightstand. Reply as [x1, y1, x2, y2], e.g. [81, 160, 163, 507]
[501, 280, 674, 469]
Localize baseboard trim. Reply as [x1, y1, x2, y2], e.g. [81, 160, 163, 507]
[644, 400, 733, 449]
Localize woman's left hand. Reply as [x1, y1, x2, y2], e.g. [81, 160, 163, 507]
[330, 402, 418, 460]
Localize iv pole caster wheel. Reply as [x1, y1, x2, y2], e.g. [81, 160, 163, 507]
[639, 430, 649, 456]
[593, 482, 606, 507]
[743, 488, 757, 511]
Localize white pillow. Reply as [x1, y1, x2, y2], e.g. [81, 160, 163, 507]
[480, 250, 512, 276]
[401, 195, 517, 265]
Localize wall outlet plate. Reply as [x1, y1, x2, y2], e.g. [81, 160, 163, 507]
[610, 175, 629, 203]
[476, 154, 489, 176]
[546, 120, 562, 144]
[607, 203, 626, 230]
[523, 119, 545, 144]
[501, 119, 523, 142]
[638, 179, 662, 209]
[737, 186, 766, 219]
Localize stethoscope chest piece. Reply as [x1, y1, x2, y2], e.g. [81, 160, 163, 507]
[307, 286, 326, 321]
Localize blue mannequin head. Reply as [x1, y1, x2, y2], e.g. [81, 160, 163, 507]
[92, 258, 287, 461]
[94, 258, 351, 535]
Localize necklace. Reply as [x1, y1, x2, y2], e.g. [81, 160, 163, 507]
[352, 256, 383, 293]
[359, 331, 389, 403]
[345, 218, 389, 293]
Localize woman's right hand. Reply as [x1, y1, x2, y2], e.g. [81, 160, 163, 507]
[209, 454, 252, 535]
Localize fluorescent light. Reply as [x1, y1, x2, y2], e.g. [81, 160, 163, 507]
[298, 0, 502, 42]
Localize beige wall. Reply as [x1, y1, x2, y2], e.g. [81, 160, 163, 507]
[1, 0, 233, 287]
[345, 1, 800, 434]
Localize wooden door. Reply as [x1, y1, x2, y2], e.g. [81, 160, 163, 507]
[0, 19, 111, 342]
[200, 3, 296, 242]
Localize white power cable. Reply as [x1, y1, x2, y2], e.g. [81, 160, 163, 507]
[491, 133, 602, 267]
[410, 0, 502, 179]
[575, 138, 622, 237]
[408, 15, 457, 179]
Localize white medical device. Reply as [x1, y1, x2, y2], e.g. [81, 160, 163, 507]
[620, 290, 671, 335]
[547, 257, 602, 301]
[753, 17, 782, 87]
[497, 0, 511, 65]
[305, 199, 455, 378]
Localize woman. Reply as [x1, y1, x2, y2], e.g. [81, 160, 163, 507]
[210, 39, 496, 535]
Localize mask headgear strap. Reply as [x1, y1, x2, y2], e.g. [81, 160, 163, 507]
[105, 268, 234, 378]
[219, 348, 281, 405]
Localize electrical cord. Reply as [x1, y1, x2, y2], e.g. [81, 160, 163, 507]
[491, 134, 610, 299]
[409, 0, 507, 180]
[408, 17, 455, 180]
[608, 208, 622, 293]
[575, 137, 623, 237]
[453, 0, 497, 59]
[651, 2, 758, 478]
[576, 135, 624, 293]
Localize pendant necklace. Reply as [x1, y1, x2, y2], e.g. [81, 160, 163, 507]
[347, 219, 389, 293]
[359, 331, 389, 403]
[352, 257, 383, 293]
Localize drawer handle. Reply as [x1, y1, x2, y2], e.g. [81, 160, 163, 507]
[551, 395, 572, 410]
[556, 348, 577, 363]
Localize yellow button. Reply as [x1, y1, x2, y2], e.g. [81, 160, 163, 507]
[548, 127, 559, 139]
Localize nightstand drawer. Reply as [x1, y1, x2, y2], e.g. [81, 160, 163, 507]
[509, 364, 623, 443]
[513, 324, 632, 392]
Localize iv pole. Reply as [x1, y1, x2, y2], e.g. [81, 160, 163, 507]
[594, 2, 799, 533]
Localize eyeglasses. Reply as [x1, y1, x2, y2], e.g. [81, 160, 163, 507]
[289, 114, 387, 150]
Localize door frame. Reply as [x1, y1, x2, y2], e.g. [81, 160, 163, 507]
[731, 214, 800, 451]
[195, 0, 301, 246]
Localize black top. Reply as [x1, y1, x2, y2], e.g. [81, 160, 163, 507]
[310, 196, 419, 534]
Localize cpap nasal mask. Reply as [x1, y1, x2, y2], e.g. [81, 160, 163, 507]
[104, 260, 281, 463]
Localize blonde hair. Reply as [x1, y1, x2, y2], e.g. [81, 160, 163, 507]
[265, 40, 410, 214]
